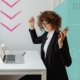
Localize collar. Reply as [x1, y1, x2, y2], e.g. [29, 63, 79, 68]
[47, 30, 55, 39]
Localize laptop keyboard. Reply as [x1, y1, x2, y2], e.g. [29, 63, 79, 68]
[6, 55, 15, 61]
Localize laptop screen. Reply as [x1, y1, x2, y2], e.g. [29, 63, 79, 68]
[0, 46, 5, 60]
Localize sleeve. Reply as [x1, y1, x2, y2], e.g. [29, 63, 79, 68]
[29, 29, 44, 44]
[58, 37, 72, 67]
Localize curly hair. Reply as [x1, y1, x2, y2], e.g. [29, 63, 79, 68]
[37, 11, 62, 32]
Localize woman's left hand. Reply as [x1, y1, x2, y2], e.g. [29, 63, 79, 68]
[58, 27, 68, 48]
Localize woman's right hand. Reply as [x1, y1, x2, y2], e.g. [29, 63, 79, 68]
[28, 17, 35, 30]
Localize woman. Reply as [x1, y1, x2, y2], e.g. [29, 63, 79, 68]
[20, 11, 72, 80]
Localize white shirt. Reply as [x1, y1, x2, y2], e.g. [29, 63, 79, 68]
[43, 30, 55, 58]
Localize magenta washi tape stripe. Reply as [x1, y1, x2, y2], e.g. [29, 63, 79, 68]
[1, 0, 20, 8]
[0, 22, 21, 32]
[0, 11, 21, 20]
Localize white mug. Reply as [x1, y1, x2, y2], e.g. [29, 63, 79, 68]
[1, 44, 6, 52]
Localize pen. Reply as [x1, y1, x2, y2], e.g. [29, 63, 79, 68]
[22, 52, 26, 56]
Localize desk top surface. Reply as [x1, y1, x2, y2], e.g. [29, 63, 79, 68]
[0, 50, 46, 71]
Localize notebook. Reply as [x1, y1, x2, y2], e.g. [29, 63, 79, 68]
[0, 46, 24, 64]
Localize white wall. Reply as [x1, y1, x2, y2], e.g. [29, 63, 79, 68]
[0, 0, 66, 80]
[0, 0, 54, 80]
[0, 0, 53, 53]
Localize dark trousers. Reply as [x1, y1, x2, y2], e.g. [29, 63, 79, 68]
[19, 75, 41, 80]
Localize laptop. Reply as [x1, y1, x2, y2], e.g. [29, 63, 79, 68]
[0, 46, 24, 64]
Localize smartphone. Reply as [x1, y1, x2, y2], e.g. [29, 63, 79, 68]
[58, 27, 69, 38]
[64, 27, 69, 31]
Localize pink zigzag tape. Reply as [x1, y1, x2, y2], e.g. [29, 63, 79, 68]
[1, 0, 20, 8]
[0, 22, 21, 32]
[0, 11, 21, 20]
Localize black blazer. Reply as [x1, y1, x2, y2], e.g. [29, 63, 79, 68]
[29, 29, 72, 80]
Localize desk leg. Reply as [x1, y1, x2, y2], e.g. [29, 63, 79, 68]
[41, 71, 46, 80]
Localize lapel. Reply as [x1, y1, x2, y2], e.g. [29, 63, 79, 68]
[45, 31, 57, 59]
[41, 32, 48, 51]
[41, 32, 48, 60]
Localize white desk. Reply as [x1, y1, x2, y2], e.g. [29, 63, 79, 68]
[0, 51, 46, 80]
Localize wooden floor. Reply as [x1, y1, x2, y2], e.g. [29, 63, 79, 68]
[0, 75, 23, 80]
[0, 75, 41, 80]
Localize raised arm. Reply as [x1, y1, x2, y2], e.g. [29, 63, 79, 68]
[57, 27, 72, 67]
[58, 37, 72, 67]
[28, 17, 45, 44]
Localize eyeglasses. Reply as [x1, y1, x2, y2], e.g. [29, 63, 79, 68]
[42, 22, 49, 26]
